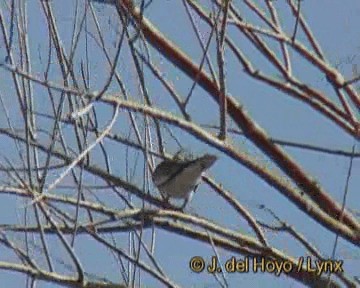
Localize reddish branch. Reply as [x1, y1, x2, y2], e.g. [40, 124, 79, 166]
[115, 0, 360, 237]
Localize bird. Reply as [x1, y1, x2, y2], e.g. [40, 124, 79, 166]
[152, 153, 218, 209]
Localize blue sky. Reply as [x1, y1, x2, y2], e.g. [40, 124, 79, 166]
[0, 0, 359, 287]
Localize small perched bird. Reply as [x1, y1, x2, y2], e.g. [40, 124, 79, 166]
[152, 154, 217, 209]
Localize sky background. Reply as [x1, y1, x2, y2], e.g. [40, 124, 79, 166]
[0, 0, 359, 287]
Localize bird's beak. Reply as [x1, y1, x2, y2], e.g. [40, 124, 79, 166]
[198, 154, 218, 170]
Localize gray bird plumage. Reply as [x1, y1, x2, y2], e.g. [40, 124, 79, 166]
[152, 154, 217, 209]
